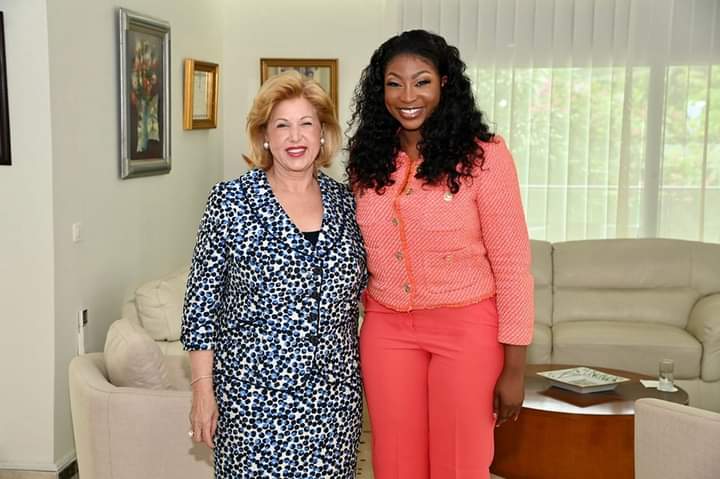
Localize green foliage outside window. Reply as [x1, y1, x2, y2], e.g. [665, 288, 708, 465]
[472, 64, 719, 243]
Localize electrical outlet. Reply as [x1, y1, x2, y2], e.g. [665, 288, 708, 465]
[77, 309, 88, 355]
[72, 222, 82, 243]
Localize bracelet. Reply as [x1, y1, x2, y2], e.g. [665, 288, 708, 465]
[190, 375, 213, 386]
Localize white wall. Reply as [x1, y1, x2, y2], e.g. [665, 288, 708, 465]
[221, 0, 388, 181]
[46, 0, 225, 466]
[0, 0, 56, 469]
[0, 0, 225, 470]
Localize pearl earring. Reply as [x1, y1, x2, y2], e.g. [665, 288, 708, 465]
[320, 137, 325, 146]
[263, 141, 269, 150]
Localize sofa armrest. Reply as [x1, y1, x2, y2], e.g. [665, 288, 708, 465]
[687, 293, 720, 382]
[69, 353, 212, 479]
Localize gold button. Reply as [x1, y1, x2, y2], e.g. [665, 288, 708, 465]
[391, 217, 399, 226]
[394, 251, 403, 261]
[403, 283, 411, 293]
[405, 188, 413, 196]
[443, 192, 453, 202]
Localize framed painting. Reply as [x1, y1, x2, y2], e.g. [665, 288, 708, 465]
[183, 59, 219, 130]
[0, 12, 10, 166]
[118, 8, 170, 179]
[260, 58, 338, 112]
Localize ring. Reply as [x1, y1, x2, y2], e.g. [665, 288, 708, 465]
[188, 431, 194, 437]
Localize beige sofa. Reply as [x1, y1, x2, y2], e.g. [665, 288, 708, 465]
[530, 238, 720, 411]
[114, 238, 720, 411]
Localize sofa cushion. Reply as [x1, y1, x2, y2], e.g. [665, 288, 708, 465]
[552, 320, 702, 379]
[687, 293, 720, 382]
[690, 242, 720, 295]
[527, 323, 552, 364]
[553, 288, 696, 328]
[164, 355, 192, 390]
[158, 340, 188, 357]
[530, 240, 552, 328]
[553, 240, 702, 328]
[134, 267, 189, 341]
[104, 318, 170, 389]
[554, 239, 696, 290]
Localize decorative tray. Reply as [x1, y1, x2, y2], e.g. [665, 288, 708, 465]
[537, 367, 630, 394]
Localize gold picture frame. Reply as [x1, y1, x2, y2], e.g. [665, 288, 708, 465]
[260, 58, 338, 113]
[183, 59, 219, 130]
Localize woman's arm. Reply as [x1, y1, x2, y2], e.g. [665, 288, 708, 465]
[182, 183, 232, 448]
[474, 137, 534, 424]
[474, 137, 534, 346]
[494, 344, 527, 425]
[189, 350, 218, 448]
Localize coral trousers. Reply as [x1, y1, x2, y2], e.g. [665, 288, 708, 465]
[360, 294, 504, 479]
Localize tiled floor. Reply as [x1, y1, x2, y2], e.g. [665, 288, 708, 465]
[356, 399, 374, 478]
[8, 407, 491, 479]
[1, 431, 494, 479]
[356, 431, 374, 478]
[2, 447, 497, 479]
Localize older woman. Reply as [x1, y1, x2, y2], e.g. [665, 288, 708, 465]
[182, 71, 366, 478]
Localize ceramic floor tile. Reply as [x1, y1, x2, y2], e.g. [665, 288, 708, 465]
[355, 431, 374, 479]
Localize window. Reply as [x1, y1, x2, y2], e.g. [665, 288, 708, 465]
[391, 0, 720, 243]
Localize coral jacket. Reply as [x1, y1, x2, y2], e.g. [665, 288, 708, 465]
[355, 136, 534, 345]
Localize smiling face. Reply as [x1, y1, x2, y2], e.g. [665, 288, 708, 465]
[384, 54, 444, 137]
[265, 96, 322, 176]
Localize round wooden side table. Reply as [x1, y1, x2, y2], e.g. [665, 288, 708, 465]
[491, 364, 689, 479]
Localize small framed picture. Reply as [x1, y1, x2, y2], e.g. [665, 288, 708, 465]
[118, 8, 171, 179]
[0, 12, 10, 166]
[260, 58, 338, 113]
[183, 59, 219, 130]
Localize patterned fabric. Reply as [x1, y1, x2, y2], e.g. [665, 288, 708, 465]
[182, 168, 367, 478]
[355, 136, 534, 345]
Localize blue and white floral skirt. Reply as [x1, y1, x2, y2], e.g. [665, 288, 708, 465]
[213, 374, 362, 479]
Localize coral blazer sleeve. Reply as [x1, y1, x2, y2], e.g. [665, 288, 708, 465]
[476, 138, 534, 345]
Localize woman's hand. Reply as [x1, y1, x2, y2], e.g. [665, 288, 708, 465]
[493, 344, 527, 426]
[493, 368, 524, 426]
[190, 379, 218, 449]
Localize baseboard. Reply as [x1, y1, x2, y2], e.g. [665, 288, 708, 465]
[0, 471, 56, 479]
[0, 463, 56, 472]
[55, 453, 75, 474]
[0, 453, 76, 478]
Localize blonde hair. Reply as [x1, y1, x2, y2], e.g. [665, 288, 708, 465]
[246, 70, 340, 170]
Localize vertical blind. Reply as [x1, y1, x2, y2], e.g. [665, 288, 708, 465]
[384, 0, 720, 243]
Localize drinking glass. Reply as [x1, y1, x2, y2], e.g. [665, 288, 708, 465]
[658, 358, 675, 392]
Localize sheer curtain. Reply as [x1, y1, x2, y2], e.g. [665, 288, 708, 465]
[383, 0, 720, 243]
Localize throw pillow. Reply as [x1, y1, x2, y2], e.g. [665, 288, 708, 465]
[104, 318, 170, 389]
[134, 267, 189, 341]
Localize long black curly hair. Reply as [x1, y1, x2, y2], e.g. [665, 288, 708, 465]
[346, 29, 494, 194]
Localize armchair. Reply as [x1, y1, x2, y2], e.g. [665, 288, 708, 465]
[68, 352, 212, 479]
[635, 398, 720, 479]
